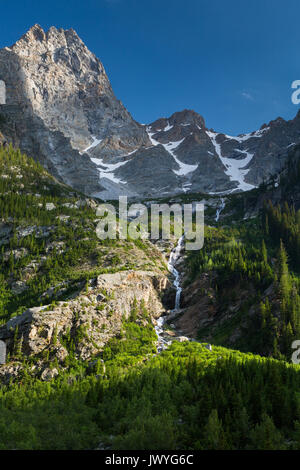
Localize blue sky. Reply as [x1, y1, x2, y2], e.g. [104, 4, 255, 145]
[0, 0, 299, 135]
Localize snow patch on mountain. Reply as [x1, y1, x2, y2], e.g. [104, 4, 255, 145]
[90, 149, 138, 185]
[206, 131, 256, 191]
[164, 122, 174, 131]
[82, 136, 103, 153]
[147, 129, 198, 177]
[91, 157, 127, 184]
[224, 127, 270, 143]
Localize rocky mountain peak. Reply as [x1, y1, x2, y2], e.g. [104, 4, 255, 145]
[150, 109, 205, 133]
[1, 25, 300, 199]
[22, 23, 46, 42]
[169, 109, 206, 129]
[18, 24, 82, 46]
[268, 116, 286, 127]
[0, 25, 149, 195]
[13, 24, 100, 77]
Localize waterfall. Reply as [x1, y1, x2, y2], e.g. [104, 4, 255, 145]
[167, 235, 185, 311]
[155, 235, 185, 352]
[215, 198, 225, 222]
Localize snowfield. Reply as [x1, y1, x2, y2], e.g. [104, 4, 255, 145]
[206, 131, 256, 192]
[147, 128, 198, 177]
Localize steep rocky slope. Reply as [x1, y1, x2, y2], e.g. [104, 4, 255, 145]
[143, 109, 300, 196]
[1, 25, 300, 200]
[0, 145, 177, 383]
[212, 143, 300, 224]
[0, 24, 149, 195]
[0, 270, 169, 383]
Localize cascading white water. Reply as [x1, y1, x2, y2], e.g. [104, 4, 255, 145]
[154, 315, 170, 353]
[167, 235, 185, 311]
[155, 235, 185, 352]
[215, 198, 225, 222]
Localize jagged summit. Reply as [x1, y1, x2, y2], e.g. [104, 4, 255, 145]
[0, 24, 149, 195]
[1, 25, 300, 199]
[19, 24, 81, 42]
[150, 109, 206, 133]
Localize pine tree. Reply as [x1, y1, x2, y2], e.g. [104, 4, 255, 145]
[278, 240, 291, 299]
[249, 413, 285, 450]
[204, 409, 228, 450]
[262, 240, 268, 265]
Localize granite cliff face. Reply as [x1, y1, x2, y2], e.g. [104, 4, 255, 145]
[0, 24, 149, 195]
[1, 24, 300, 199]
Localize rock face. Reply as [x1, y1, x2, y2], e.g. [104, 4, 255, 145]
[1, 24, 300, 199]
[0, 80, 5, 104]
[0, 24, 149, 195]
[237, 144, 300, 220]
[0, 131, 7, 147]
[0, 270, 170, 365]
[140, 109, 300, 196]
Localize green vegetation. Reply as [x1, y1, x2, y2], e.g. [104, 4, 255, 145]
[0, 146, 166, 325]
[186, 208, 300, 360]
[1, 337, 300, 449]
[263, 200, 300, 272]
[1, 145, 300, 450]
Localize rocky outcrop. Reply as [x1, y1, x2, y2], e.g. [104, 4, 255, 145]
[0, 130, 7, 147]
[170, 273, 218, 338]
[0, 270, 172, 378]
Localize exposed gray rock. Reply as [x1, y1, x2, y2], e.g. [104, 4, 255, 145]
[0, 363, 22, 385]
[1, 25, 300, 199]
[45, 202, 56, 211]
[0, 270, 171, 363]
[41, 367, 59, 381]
[92, 108, 300, 198]
[3, 248, 28, 261]
[176, 336, 190, 342]
[11, 281, 28, 295]
[0, 24, 149, 195]
[0, 80, 5, 104]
